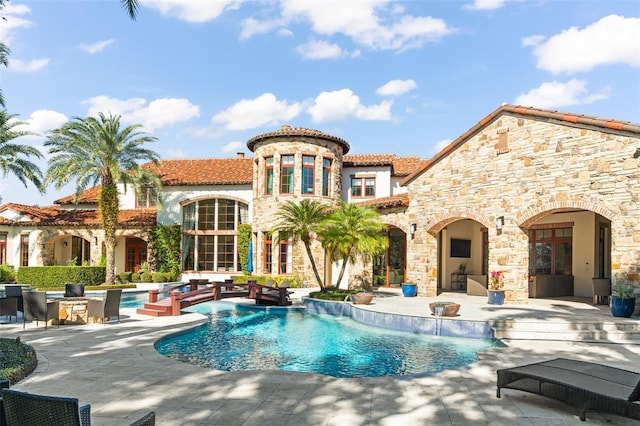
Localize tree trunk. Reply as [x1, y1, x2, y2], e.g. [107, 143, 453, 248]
[99, 185, 119, 285]
[303, 241, 324, 290]
[335, 255, 349, 289]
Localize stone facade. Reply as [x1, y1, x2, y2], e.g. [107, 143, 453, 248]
[403, 110, 640, 302]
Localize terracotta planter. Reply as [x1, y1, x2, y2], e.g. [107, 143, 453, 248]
[351, 292, 374, 305]
[429, 302, 460, 317]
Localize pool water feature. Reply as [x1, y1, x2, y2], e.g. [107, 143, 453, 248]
[155, 302, 502, 378]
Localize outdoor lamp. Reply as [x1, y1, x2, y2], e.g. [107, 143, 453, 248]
[410, 223, 417, 235]
[496, 216, 505, 230]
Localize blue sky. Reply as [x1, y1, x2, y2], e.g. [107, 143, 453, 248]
[1, 0, 639, 206]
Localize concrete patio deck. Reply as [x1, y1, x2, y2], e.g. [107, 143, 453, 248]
[1, 288, 639, 425]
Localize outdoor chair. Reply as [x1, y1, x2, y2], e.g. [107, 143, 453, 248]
[497, 357, 640, 421]
[64, 283, 86, 298]
[87, 289, 122, 323]
[22, 291, 59, 329]
[128, 411, 156, 426]
[0, 298, 17, 323]
[0, 388, 91, 426]
[4, 285, 23, 313]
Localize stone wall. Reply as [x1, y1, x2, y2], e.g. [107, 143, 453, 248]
[403, 112, 640, 301]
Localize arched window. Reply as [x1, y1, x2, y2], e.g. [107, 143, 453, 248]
[181, 198, 249, 272]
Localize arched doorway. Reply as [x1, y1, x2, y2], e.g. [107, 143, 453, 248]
[373, 226, 406, 287]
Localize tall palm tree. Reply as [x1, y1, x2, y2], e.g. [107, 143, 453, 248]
[44, 113, 161, 284]
[0, 110, 43, 202]
[321, 201, 388, 290]
[273, 199, 330, 290]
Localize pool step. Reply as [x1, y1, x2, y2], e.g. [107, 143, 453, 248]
[136, 302, 173, 317]
[491, 318, 640, 343]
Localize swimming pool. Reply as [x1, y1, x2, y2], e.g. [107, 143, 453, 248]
[155, 302, 502, 378]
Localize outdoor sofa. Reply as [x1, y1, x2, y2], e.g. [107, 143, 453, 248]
[497, 358, 640, 421]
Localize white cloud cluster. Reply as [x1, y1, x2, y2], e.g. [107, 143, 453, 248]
[139, 0, 241, 24]
[20, 110, 69, 136]
[529, 15, 640, 74]
[295, 40, 347, 60]
[376, 79, 417, 96]
[212, 93, 302, 131]
[83, 96, 200, 131]
[0, 3, 32, 43]
[79, 39, 116, 54]
[515, 79, 609, 109]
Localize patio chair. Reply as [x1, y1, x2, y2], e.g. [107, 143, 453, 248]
[129, 411, 156, 426]
[22, 291, 59, 329]
[497, 357, 640, 421]
[87, 289, 122, 323]
[4, 285, 23, 313]
[0, 297, 17, 323]
[64, 283, 86, 298]
[0, 388, 91, 426]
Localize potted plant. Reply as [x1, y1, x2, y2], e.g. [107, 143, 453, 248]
[610, 285, 636, 318]
[488, 271, 505, 305]
[401, 281, 418, 297]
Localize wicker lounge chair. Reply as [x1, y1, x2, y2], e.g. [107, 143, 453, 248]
[497, 358, 640, 421]
[128, 411, 156, 425]
[0, 388, 91, 426]
[4, 285, 23, 313]
[0, 298, 17, 323]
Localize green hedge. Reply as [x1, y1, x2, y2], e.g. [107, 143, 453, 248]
[16, 266, 106, 288]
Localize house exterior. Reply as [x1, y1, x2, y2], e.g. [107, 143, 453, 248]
[1, 104, 639, 303]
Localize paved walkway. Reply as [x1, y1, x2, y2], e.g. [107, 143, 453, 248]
[1, 289, 639, 425]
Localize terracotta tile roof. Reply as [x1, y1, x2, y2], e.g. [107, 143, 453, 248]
[358, 193, 409, 209]
[55, 186, 101, 205]
[144, 158, 254, 186]
[247, 125, 351, 154]
[401, 104, 640, 186]
[343, 154, 428, 176]
[0, 203, 155, 227]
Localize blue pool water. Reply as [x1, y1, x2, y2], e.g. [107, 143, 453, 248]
[155, 303, 502, 378]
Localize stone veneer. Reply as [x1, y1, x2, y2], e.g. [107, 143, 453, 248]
[249, 128, 348, 284]
[403, 112, 640, 302]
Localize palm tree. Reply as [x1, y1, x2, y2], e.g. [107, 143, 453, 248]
[0, 41, 8, 107]
[121, 0, 139, 19]
[44, 113, 161, 284]
[321, 201, 388, 290]
[0, 110, 43, 202]
[273, 199, 330, 290]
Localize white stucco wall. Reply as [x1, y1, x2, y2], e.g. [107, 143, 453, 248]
[341, 166, 392, 202]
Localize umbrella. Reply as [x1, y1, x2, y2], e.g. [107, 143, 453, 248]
[246, 240, 254, 273]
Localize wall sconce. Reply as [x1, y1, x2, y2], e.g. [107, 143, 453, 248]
[496, 216, 505, 231]
[94, 237, 98, 245]
[63, 241, 68, 248]
[409, 223, 417, 235]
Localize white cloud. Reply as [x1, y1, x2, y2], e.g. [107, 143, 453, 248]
[221, 141, 246, 153]
[139, 0, 241, 23]
[0, 3, 32, 43]
[376, 79, 417, 96]
[19, 110, 69, 136]
[7, 58, 49, 73]
[463, 0, 506, 11]
[296, 40, 346, 59]
[521, 35, 545, 47]
[212, 93, 303, 130]
[240, 17, 285, 40]
[79, 39, 116, 54]
[166, 149, 188, 158]
[83, 96, 200, 131]
[307, 89, 393, 123]
[245, 0, 455, 52]
[432, 138, 452, 155]
[531, 15, 640, 74]
[515, 79, 610, 109]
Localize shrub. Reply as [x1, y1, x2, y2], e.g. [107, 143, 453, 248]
[140, 272, 153, 282]
[0, 337, 38, 384]
[0, 264, 16, 282]
[16, 266, 106, 288]
[152, 272, 169, 283]
[131, 272, 141, 282]
[117, 272, 132, 283]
